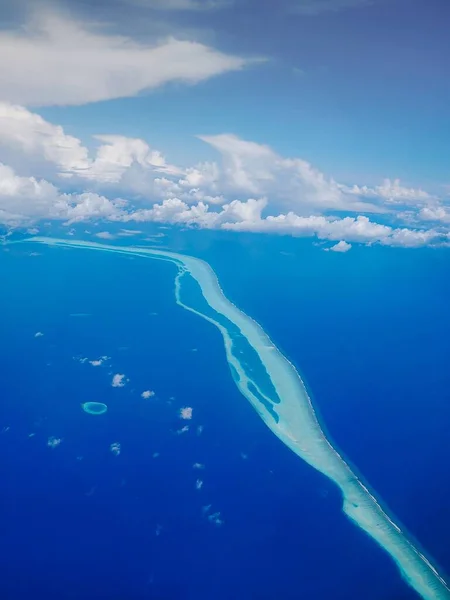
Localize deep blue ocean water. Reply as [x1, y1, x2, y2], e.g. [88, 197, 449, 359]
[1, 226, 449, 599]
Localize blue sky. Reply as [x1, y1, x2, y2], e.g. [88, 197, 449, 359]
[0, 0, 449, 251]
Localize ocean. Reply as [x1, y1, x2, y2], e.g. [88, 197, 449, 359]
[1, 226, 449, 599]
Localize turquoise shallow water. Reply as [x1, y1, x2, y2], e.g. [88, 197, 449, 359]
[1, 226, 449, 599]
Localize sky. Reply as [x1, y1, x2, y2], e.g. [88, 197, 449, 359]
[0, 0, 449, 251]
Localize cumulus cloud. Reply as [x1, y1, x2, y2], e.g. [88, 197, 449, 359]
[122, 199, 444, 248]
[0, 12, 252, 106]
[341, 179, 432, 205]
[124, 197, 267, 228]
[418, 205, 450, 224]
[0, 104, 400, 215]
[64, 193, 126, 224]
[0, 162, 124, 225]
[179, 406, 193, 420]
[328, 240, 352, 253]
[112, 373, 127, 387]
[198, 134, 381, 213]
[218, 212, 443, 248]
[0, 103, 179, 187]
[78, 135, 180, 183]
[0, 103, 447, 250]
[89, 357, 108, 366]
[0, 102, 90, 174]
[0, 162, 61, 224]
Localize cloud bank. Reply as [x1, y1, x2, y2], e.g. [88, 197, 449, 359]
[0, 101, 449, 249]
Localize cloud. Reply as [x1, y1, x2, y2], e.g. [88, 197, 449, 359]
[118, 228, 143, 236]
[418, 205, 450, 224]
[123, 199, 444, 248]
[112, 373, 126, 387]
[0, 102, 90, 175]
[0, 162, 61, 224]
[0, 162, 124, 225]
[328, 240, 352, 252]
[110, 442, 121, 456]
[179, 406, 193, 419]
[291, 0, 371, 15]
[0, 105, 387, 215]
[341, 179, 432, 206]
[82, 356, 110, 366]
[124, 197, 268, 228]
[0, 12, 252, 106]
[198, 134, 380, 213]
[217, 211, 443, 248]
[0, 103, 179, 186]
[95, 231, 116, 240]
[77, 135, 180, 183]
[0, 103, 448, 250]
[64, 193, 126, 224]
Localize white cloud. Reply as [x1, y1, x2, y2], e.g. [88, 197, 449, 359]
[0, 162, 61, 224]
[95, 231, 116, 240]
[219, 212, 442, 248]
[179, 406, 193, 420]
[64, 193, 126, 224]
[341, 179, 432, 205]
[79, 135, 180, 183]
[89, 356, 109, 366]
[124, 197, 267, 228]
[418, 205, 450, 223]
[0, 105, 396, 215]
[0, 104, 448, 250]
[123, 199, 443, 248]
[198, 134, 276, 195]
[112, 373, 126, 387]
[198, 134, 381, 213]
[118, 229, 143, 236]
[0, 102, 90, 175]
[0, 103, 180, 187]
[328, 240, 352, 253]
[0, 12, 252, 107]
[0, 162, 124, 225]
[223, 212, 439, 246]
